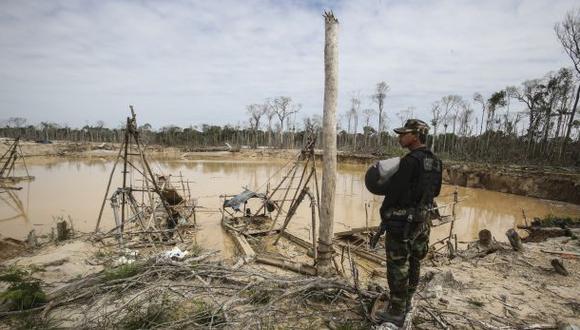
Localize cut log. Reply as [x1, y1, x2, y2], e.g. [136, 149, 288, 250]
[255, 255, 316, 276]
[506, 228, 523, 251]
[541, 249, 580, 258]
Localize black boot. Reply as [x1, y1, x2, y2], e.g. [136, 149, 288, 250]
[406, 288, 416, 313]
[377, 305, 406, 327]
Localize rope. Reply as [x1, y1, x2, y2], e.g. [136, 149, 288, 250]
[253, 151, 303, 192]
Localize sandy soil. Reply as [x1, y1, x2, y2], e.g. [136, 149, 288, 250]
[0, 229, 578, 329]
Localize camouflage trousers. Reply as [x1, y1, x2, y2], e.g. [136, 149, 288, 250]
[385, 220, 430, 313]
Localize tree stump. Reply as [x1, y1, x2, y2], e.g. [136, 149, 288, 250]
[26, 229, 38, 247]
[478, 229, 492, 247]
[506, 228, 523, 251]
[56, 221, 70, 241]
[551, 259, 569, 276]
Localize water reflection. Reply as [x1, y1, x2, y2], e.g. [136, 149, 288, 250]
[1, 159, 578, 256]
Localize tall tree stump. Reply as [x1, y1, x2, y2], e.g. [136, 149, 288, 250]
[506, 228, 523, 251]
[317, 11, 339, 276]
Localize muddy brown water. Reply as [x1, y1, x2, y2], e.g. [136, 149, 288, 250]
[1, 158, 579, 258]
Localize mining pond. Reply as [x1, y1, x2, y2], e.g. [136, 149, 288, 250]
[1, 158, 579, 258]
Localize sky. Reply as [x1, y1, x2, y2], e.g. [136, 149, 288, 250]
[0, 0, 577, 131]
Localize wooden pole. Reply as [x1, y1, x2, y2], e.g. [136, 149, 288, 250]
[95, 139, 124, 232]
[317, 11, 339, 275]
[120, 117, 130, 234]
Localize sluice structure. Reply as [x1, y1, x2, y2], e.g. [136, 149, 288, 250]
[95, 106, 196, 247]
[0, 137, 34, 189]
[0, 137, 33, 224]
[221, 134, 321, 274]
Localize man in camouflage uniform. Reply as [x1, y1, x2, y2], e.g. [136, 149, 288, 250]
[372, 119, 442, 326]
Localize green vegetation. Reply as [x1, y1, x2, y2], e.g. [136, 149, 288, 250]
[466, 297, 485, 307]
[242, 287, 273, 305]
[121, 295, 176, 330]
[188, 299, 226, 327]
[103, 263, 142, 281]
[533, 215, 580, 228]
[0, 267, 46, 311]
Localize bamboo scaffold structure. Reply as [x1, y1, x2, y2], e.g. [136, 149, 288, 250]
[220, 132, 322, 271]
[95, 106, 196, 247]
[0, 137, 34, 189]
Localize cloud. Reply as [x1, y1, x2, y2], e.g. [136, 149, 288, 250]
[0, 0, 576, 130]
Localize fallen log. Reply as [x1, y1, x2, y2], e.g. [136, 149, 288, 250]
[255, 255, 316, 276]
[540, 249, 580, 258]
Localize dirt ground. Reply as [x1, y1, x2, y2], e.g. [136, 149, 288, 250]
[1, 139, 579, 328]
[0, 228, 578, 329]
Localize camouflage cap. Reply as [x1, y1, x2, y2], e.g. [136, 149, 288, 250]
[393, 119, 430, 135]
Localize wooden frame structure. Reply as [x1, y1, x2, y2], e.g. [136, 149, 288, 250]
[95, 106, 196, 246]
[0, 137, 34, 189]
[220, 134, 322, 273]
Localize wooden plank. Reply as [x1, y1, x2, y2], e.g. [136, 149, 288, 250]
[284, 231, 386, 265]
[246, 229, 280, 237]
[230, 231, 256, 261]
[334, 226, 378, 238]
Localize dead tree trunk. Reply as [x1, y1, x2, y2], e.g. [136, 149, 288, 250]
[317, 11, 339, 275]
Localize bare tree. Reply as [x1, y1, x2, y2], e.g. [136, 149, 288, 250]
[362, 108, 376, 128]
[372, 81, 389, 146]
[362, 108, 376, 149]
[430, 102, 442, 152]
[555, 8, 580, 156]
[439, 95, 464, 152]
[473, 92, 487, 136]
[457, 102, 474, 137]
[271, 96, 300, 148]
[265, 99, 276, 147]
[7, 117, 27, 128]
[348, 94, 361, 149]
[246, 103, 267, 148]
[396, 107, 415, 126]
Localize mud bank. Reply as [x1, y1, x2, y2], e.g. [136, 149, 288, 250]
[443, 162, 580, 205]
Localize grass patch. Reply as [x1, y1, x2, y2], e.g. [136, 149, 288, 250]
[242, 287, 273, 305]
[10, 313, 61, 330]
[0, 267, 46, 311]
[334, 321, 370, 330]
[103, 263, 142, 281]
[189, 242, 203, 257]
[466, 297, 485, 307]
[189, 299, 226, 327]
[533, 215, 580, 228]
[121, 295, 175, 330]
